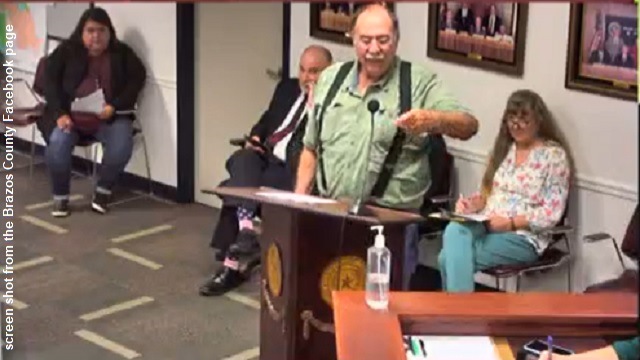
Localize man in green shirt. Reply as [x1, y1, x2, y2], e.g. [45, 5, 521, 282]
[295, 4, 479, 211]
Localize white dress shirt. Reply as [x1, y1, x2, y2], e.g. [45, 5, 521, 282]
[272, 92, 307, 161]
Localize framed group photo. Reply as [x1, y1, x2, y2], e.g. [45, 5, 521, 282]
[309, 2, 395, 45]
[427, 2, 529, 76]
[565, 3, 637, 101]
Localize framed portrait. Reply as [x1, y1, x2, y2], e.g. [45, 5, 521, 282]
[565, 3, 637, 102]
[427, 2, 529, 76]
[309, 2, 395, 45]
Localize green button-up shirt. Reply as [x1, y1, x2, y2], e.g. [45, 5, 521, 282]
[303, 57, 470, 211]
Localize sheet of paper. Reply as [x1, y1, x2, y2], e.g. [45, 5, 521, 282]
[256, 191, 337, 205]
[407, 336, 499, 360]
[71, 89, 105, 114]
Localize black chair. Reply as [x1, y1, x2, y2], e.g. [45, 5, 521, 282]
[418, 134, 456, 240]
[584, 204, 638, 293]
[480, 208, 574, 292]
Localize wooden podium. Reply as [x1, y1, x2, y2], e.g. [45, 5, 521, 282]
[212, 187, 422, 360]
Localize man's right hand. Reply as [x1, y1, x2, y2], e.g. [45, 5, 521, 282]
[244, 135, 264, 154]
[56, 115, 73, 132]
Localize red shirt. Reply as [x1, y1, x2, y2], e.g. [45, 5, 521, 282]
[75, 52, 112, 100]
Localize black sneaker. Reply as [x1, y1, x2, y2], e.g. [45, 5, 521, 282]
[91, 192, 110, 214]
[51, 199, 69, 217]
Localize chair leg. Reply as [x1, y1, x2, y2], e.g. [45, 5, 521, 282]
[83, 147, 92, 177]
[29, 125, 36, 178]
[610, 238, 627, 270]
[567, 261, 572, 293]
[92, 144, 100, 181]
[141, 134, 152, 195]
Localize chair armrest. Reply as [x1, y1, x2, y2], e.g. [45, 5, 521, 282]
[540, 225, 574, 235]
[201, 188, 217, 196]
[229, 138, 245, 147]
[583, 232, 613, 243]
[430, 195, 454, 205]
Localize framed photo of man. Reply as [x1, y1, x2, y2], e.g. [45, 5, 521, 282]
[565, 3, 637, 102]
[309, 2, 395, 45]
[427, 2, 529, 76]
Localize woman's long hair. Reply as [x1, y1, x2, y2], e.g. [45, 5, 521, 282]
[480, 90, 574, 196]
[68, 7, 117, 50]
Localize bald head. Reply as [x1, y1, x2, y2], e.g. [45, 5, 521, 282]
[298, 45, 332, 92]
[350, 4, 399, 40]
[303, 45, 332, 63]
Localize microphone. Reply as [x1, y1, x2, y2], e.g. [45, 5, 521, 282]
[349, 99, 380, 217]
[367, 99, 380, 114]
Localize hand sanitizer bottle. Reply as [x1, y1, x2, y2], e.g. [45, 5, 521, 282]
[366, 225, 391, 310]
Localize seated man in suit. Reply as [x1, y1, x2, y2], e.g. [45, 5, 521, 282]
[482, 4, 502, 37]
[199, 45, 333, 296]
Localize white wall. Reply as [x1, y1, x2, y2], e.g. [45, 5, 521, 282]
[14, 3, 178, 187]
[290, 3, 638, 292]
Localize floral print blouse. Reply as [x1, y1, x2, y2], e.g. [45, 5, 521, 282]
[481, 141, 571, 253]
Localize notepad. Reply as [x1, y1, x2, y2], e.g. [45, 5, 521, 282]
[407, 336, 499, 360]
[256, 191, 337, 205]
[429, 212, 489, 223]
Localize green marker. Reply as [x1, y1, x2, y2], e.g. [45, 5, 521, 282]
[410, 337, 423, 357]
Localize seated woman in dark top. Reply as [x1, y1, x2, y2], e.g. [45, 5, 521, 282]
[41, 7, 146, 217]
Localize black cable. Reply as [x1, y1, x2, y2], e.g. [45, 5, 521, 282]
[335, 212, 349, 292]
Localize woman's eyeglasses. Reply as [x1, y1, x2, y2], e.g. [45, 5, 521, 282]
[505, 113, 532, 128]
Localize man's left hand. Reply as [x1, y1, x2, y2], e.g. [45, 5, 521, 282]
[98, 104, 115, 120]
[394, 109, 441, 135]
[487, 215, 512, 233]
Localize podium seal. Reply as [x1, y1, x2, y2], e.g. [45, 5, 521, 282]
[320, 255, 366, 307]
[266, 243, 283, 297]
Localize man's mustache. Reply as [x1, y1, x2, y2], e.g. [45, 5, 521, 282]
[365, 54, 385, 61]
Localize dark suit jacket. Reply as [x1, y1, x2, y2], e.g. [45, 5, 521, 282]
[249, 78, 307, 174]
[454, 8, 474, 33]
[482, 15, 502, 37]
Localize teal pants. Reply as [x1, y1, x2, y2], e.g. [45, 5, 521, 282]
[438, 222, 538, 292]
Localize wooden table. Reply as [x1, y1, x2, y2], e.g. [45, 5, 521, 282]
[333, 291, 638, 360]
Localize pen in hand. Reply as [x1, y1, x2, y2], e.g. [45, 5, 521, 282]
[547, 335, 553, 360]
[457, 194, 467, 213]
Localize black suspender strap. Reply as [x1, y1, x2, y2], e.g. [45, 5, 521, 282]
[317, 61, 354, 193]
[370, 61, 412, 199]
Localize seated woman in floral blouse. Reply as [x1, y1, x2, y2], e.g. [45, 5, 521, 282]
[437, 89, 573, 292]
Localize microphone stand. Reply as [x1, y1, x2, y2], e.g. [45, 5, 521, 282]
[348, 102, 378, 217]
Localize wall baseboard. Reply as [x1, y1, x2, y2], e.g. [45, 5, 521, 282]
[11, 137, 178, 202]
[448, 146, 638, 202]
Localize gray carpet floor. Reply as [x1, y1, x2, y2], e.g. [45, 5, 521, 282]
[2, 153, 261, 360]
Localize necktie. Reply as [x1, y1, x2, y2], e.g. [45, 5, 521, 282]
[267, 95, 307, 146]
